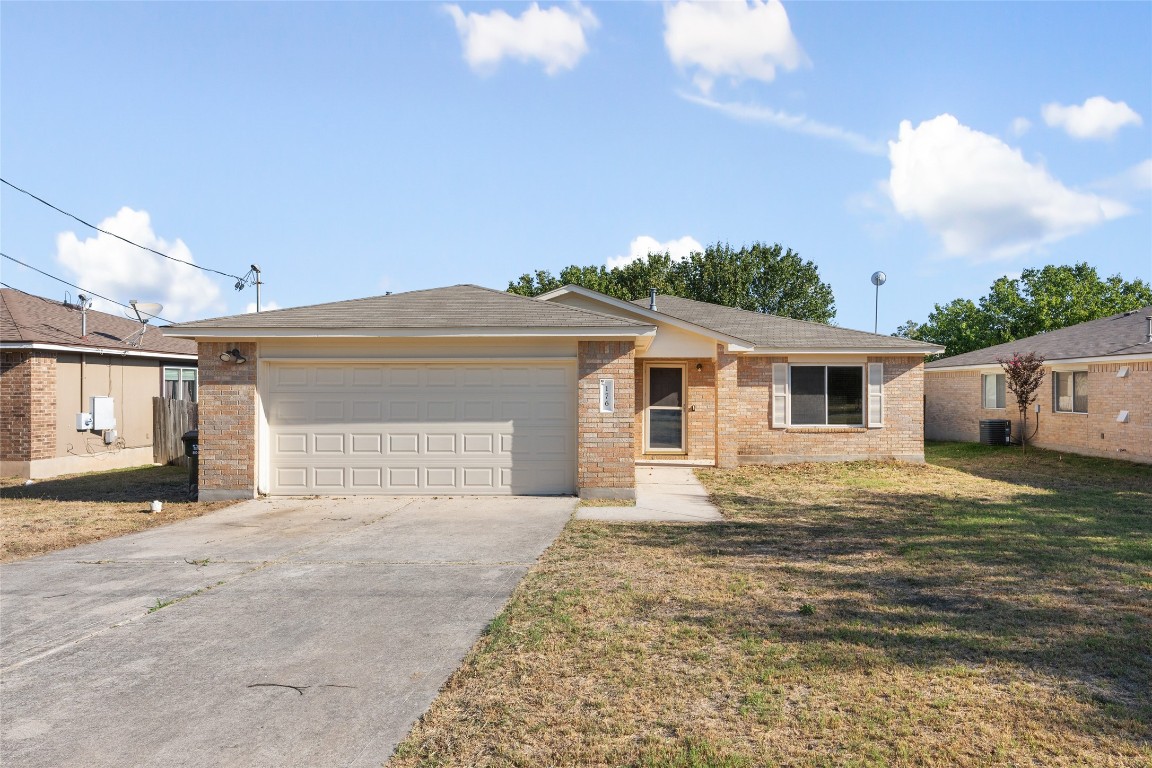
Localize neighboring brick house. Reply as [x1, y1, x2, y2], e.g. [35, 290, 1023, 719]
[0, 289, 198, 478]
[924, 307, 1152, 464]
[163, 284, 941, 501]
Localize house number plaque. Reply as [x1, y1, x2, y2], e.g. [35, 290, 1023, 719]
[599, 378, 615, 413]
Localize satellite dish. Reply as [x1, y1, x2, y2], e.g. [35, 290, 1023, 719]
[124, 300, 165, 322]
[871, 271, 887, 287]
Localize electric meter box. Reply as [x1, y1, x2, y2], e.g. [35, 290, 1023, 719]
[90, 396, 116, 430]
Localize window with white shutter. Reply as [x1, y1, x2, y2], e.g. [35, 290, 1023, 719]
[772, 362, 788, 428]
[867, 363, 883, 428]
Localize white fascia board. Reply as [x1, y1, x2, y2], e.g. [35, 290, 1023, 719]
[927, 351, 1152, 372]
[535, 284, 757, 349]
[0, 342, 197, 361]
[162, 325, 657, 340]
[748, 346, 943, 356]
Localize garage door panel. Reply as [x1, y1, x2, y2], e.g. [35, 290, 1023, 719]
[267, 362, 575, 495]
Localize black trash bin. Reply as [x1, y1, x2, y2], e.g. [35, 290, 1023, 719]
[978, 419, 1011, 445]
[181, 429, 199, 499]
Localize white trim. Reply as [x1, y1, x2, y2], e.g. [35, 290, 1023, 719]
[771, 362, 788, 428]
[928, 352, 1152, 372]
[162, 325, 656, 340]
[867, 362, 883, 428]
[258, 356, 578, 364]
[0, 342, 196, 361]
[750, 346, 942, 356]
[644, 362, 686, 453]
[536, 284, 757, 349]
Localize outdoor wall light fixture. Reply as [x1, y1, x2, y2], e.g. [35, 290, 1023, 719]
[696, 363, 703, 371]
[219, 348, 247, 364]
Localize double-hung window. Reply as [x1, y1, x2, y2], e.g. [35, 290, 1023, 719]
[789, 366, 864, 426]
[164, 366, 198, 401]
[982, 373, 1005, 409]
[1053, 371, 1087, 413]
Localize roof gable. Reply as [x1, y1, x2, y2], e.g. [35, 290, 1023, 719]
[1, 288, 196, 357]
[925, 307, 1152, 368]
[166, 284, 652, 335]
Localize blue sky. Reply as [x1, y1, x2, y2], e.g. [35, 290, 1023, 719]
[2, 1, 1149, 332]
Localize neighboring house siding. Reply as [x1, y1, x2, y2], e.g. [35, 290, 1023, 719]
[737, 356, 925, 463]
[578, 340, 636, 498]
[54, 354, 162, 459]
[1, 350, 56, 463]
[925, 362, 1151, 464]
[197, 342, 258, 500]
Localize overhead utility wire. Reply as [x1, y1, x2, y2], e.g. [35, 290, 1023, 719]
[0, 177, 244, 281]
[1, 252, 176, 324]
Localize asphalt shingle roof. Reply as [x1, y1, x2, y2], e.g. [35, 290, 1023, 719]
[1, 288, 196, 356]
[633, 294, 940, 351]
[925, 307, 1152, 368]
[167, 284, 651, 332]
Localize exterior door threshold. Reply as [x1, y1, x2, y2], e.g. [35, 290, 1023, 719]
[636, 458, 716, 467]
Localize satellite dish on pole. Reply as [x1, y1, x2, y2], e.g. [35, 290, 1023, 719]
[123, 300, 165, 346]
[870, 272, 887, 334]
[124, 300, 164, 323]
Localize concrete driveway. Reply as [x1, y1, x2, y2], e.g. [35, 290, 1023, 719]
[1, 495, 573, 767]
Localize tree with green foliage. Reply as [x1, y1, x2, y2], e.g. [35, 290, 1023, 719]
[895, 263, 1152, 358]
[507, 242, 836, 323]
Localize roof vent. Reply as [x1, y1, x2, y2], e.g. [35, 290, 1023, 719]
[1146, 315, 1151, 343]
[649, 288, 657, 312]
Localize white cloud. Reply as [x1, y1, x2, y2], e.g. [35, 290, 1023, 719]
[887, 114, 1130, 260]
[245, 300, 281, 314]
[445, 2, 598, 75]
[1091, 158, 1152, 196]
[607, 235, 702, 269]
[1009, 117, 1031, 137]
[664, 0, 808, 94]
[682, 92, 884, 155]
[1042, 96, 1143, 140]
[55, 207, 225, 323]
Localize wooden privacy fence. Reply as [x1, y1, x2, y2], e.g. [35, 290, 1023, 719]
[153, 397, 198, 466]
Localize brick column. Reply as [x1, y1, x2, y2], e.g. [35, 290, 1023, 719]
[715, 344, 739, 468]
[577, 340, 636, 499]
[1, 350, 57, 467]
[197, 342, 257, 501]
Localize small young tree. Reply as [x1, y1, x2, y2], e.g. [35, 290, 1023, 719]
[996, 352, 1046, 452]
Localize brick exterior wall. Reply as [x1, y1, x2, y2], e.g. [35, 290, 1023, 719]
[736, 355, 926, 463]
[578, 340, 636, 498]
[716, 345, 739, 468]
[197, 342, 258, 500]
[1, 350, 57, 462]
[633, 358, 717, 463]
[925, 361, 1151, 464]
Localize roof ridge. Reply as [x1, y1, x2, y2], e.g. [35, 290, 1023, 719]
[649, 293, 880, 335]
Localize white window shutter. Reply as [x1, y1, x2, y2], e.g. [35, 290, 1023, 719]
[772, 363, 788, 428]
[868, 363, 883, 428]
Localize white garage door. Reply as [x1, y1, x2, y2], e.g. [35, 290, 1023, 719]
[265, 362, 576, 495]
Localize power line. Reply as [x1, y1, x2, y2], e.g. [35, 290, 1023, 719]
[0, 177, 244, 281]
[1, 252, 176, 324]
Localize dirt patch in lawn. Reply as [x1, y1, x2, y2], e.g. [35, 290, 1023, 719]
[1, 465, 238, 563]
[391, 443, 1152, 767]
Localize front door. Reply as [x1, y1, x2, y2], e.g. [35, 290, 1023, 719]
[646, 365, 684, 452]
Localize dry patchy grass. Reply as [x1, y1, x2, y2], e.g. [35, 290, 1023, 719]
[392, 443, 1152, 767]
[1, 465, 237, 562]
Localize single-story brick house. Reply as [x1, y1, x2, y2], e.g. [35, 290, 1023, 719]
[163, 284, 942, 500]
[924, 307, 1152, 464]
[1, 288, 199, 478]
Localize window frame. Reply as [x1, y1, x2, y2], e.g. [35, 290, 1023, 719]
[788, 364, 865, 427]
[1052, 370, 1088, 414]
[982, 373, 1006, 409]
[644, 363, 686, 453]
[163, 366, 199, 402]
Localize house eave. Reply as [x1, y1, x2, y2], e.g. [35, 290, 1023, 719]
[927, 350, 1152, 372]
[161, 325, 657, 341]
[748, 345, 944, 356]
[536, 285, 758, 349]
[0, 342, 197, 361]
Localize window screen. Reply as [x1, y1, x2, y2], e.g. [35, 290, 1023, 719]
[648, 367, 682, 407]
[790, 366, 863, 425]
[790, 366, 826, 425]
[827, 367, 864, 425]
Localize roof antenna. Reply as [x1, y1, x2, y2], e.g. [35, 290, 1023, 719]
[235, 264, 262, 311]
[122, 299, 164, 347]
[77, 294, 93, 339]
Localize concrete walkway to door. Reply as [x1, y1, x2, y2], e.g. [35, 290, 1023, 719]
[1, 495, 572, 768]
[575, 465, 723, 522]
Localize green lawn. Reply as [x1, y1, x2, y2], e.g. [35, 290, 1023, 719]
[391, 443, 1151, 767]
